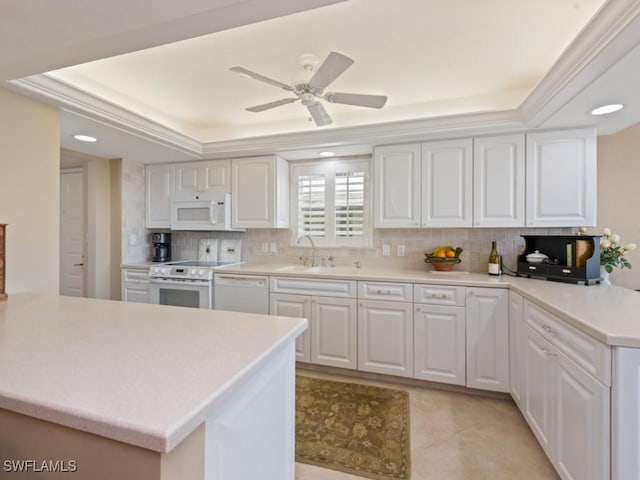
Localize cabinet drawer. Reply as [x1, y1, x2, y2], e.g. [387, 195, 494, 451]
[358, 281, 413, 302]
[122, 268, 150, 283]
[525, 300, 611, 386]
[414, 284, 466, 306]
[270, 276, 356, 298]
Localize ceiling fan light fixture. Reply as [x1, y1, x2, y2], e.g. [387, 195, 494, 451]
[591, 104, 624, 115]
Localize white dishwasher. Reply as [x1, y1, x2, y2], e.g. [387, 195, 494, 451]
[214, 274, 270, 314]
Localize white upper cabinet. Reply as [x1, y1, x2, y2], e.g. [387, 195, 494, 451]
[525, 128, 597, 227]
[145, 164, 174, 228]
[373, 144, 421, 228]
[175, 160, 231, 195]
[231, 155, 289, 229]
[473, 134, 525, 227]
[421, 139, 473, 228]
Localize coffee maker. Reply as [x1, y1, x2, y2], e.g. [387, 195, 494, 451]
[152, 232, 171, 262]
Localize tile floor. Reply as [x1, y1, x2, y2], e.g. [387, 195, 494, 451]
[295, 370, 559, 480]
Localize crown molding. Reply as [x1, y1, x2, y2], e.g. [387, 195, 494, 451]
[199, 110, 525, 158]
[8, 75, 203, 157]
[520, 0, 640, 126]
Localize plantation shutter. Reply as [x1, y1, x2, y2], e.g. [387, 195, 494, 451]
[297, 173, 326, 237]
[335, 171, 364, 237]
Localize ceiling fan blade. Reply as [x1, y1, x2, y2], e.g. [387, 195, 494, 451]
[307, 102, 333, 126]
[230, 66, 293, 91]
[325, 92, 387, 109]
[246, 97, 298, 112]
[309, 51, 354, 90]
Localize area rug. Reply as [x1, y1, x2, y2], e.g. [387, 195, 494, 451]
[295, 375, 411, 480]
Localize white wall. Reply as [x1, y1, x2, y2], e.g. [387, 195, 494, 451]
[0, 87, 60, 294]
[597, 123, 640, 290]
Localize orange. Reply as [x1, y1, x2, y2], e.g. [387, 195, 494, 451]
[445, 249, 456, 258]
[436, 250, 447, 258]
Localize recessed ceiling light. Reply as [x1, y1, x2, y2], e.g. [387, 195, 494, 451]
[73, 134, 98, 142]
[590, 104, 624, 116]
[319, 151, 335, 157]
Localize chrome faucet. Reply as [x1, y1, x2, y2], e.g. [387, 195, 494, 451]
[297, 235, 317, 267]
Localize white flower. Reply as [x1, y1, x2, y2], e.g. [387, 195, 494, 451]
[578, 227, 587, 234]
[625, 243, 637, 252]
[603, 228, 612, 236]
[611, 234, 621, 243]
[601, 239, 611, 249]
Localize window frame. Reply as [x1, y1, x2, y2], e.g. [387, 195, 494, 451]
[291, 157, 372, 248]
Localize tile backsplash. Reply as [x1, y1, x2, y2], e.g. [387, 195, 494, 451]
[157, 227, 574, 273]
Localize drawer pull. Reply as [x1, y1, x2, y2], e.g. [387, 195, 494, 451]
[543, 348, 557, 358]
[562, 269, 571, 274]
[542, 325, 558, 336]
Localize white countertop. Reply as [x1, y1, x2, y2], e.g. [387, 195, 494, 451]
[0, 294, 306, 453]
[213, 262, 640, 348]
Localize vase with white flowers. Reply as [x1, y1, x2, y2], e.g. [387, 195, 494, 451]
[578, 227, 636, 284]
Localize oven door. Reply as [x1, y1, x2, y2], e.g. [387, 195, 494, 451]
[149, 279, 212, 309]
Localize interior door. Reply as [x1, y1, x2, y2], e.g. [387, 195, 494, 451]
[60, 170, 85, 297]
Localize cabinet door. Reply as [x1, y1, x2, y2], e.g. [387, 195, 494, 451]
[524, 326, 556, 459]
[175, 160, 231, 194]
[145, 164, 174, 228]
[473, 134, 525, 227]
[358, 299, 413, 377]
[421, 139, 472, 227]
[525, 128, 597, 227]
[174, 162, 200, 194]
[270, 293, 311, 363]
[414, 303, 465, 385]
[232, 156, 289, 228]
[508, 290, 525, 408]
[122, 284, 150, 303]
[312, 297, 357, 369]
[466, 288, 509, 392]
[373, 144, 421, 228]
[555, 353, 610, 480]
[202, 160, 231, 192]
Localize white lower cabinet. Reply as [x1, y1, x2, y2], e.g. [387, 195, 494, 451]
[270, 293, 311, 363]
[524, 325, 556, 456]
[270, 277, 357, 369]
[358, 299, 413, 377]
[414, 303, 465, 385]
[522, 300, 610, 480]
[121, 268, 150, 303]
[508, 290, 525, 408]
[466, 288, 509, 392]
[312, 297, 357, 369]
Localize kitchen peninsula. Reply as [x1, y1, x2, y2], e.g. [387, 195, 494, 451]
[0, 294, 306, 480]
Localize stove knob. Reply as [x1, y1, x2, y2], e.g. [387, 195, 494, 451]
[199, 269, 206, 276]
[161, 268, 169, 275]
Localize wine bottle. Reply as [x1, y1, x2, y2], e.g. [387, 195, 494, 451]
[488, 240, 500, 275]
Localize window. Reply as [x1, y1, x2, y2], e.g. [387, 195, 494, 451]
[292, 158, 371, 247]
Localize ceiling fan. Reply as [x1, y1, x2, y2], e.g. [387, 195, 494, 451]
[230, 51, 387, 127]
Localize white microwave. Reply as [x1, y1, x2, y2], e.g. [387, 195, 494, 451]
[170, 192, 241, 231]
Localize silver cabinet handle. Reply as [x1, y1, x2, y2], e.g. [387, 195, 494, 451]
[73, 263, 84, 266]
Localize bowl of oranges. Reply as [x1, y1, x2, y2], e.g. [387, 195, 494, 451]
[424, 246, 463, 271]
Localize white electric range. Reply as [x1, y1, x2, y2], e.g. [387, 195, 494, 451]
[149, 261, 233, 309]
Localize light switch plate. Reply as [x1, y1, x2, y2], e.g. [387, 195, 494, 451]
[269, 242, 277, 254]
[382, 244, 390, 256]
[397, 245, 405, 256]
[261, 242, 269, 253]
